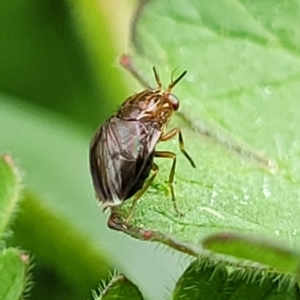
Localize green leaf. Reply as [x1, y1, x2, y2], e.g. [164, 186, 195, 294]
[0, 154, 22, 240]
[93, 272, 144, 300]
[0, 248, 31, 300]
[11, 191, 112, 299]
[203, 233, 300, 275]
[110, 0, 300, 264]
[173, 259, 298, 300]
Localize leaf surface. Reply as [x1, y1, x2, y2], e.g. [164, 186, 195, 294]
[114, 0, 300, 270]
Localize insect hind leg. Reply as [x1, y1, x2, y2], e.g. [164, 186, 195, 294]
[154, 151, 183, 216]
[126, 163, 159, 223]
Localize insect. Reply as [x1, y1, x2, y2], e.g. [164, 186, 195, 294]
[89, 67, 196, 223]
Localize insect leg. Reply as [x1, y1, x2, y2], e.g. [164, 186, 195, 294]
[154, 151, 182, 216]
[126, 163, 159, 224]
[160, 127, 196, 168]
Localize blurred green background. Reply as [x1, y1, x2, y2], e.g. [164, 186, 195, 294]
[0, 1, 186, 299]
[0, 0, 132, 129]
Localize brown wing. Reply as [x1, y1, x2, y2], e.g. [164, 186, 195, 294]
[90, 116, 161, 206]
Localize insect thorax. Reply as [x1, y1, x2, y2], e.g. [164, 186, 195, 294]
[116, 89, 174, 130]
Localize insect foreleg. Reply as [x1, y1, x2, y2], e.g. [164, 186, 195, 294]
[160, 128, 196, 168]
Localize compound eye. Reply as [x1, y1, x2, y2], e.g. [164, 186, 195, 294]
[166, 93, 180, 111]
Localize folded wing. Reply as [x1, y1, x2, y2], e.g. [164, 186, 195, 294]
[90, 116, 161, 206]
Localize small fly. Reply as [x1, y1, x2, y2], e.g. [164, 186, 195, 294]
[90, 66, 196, 223]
